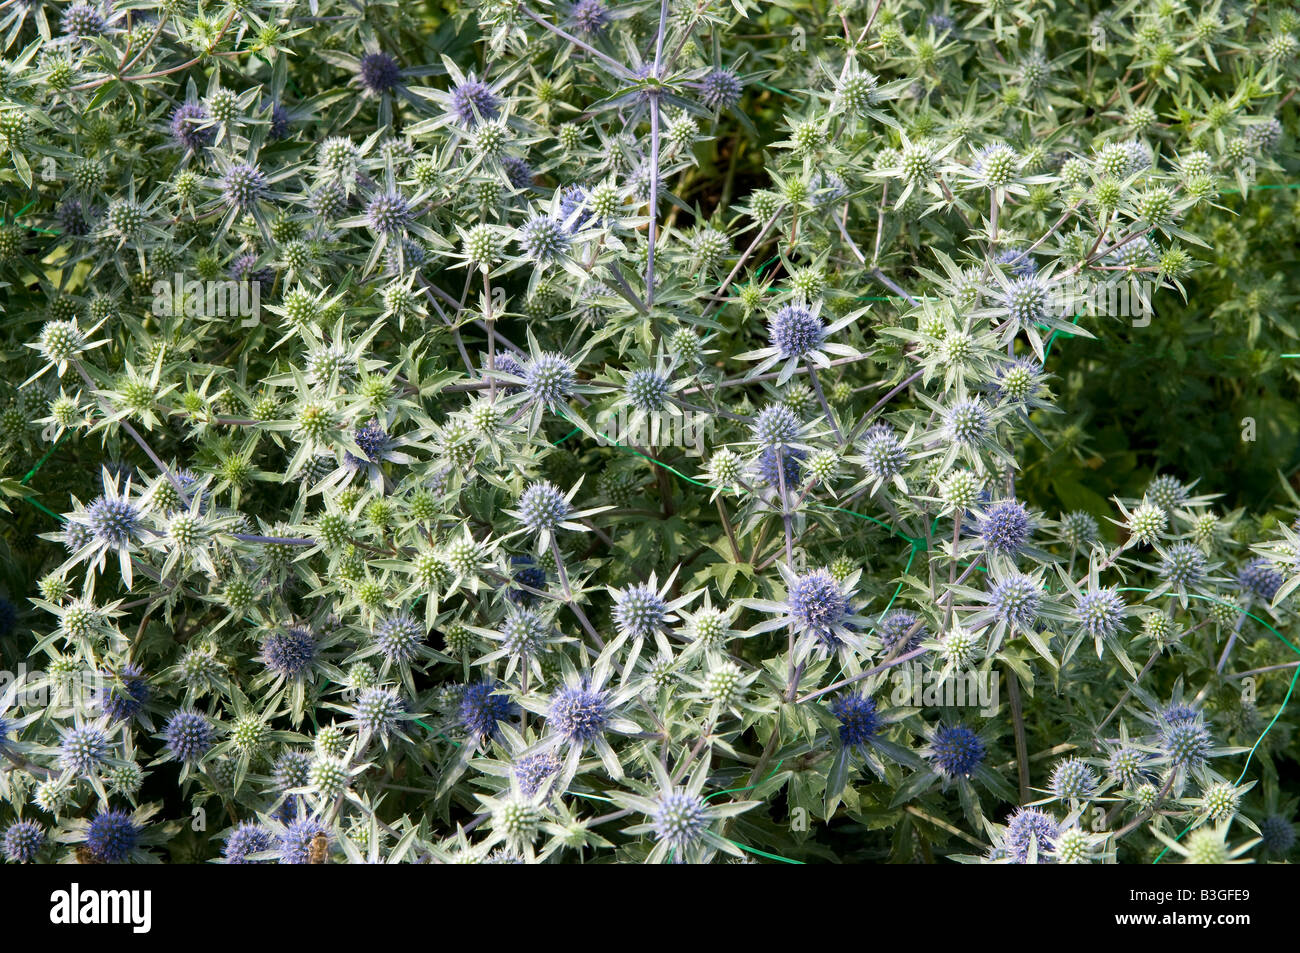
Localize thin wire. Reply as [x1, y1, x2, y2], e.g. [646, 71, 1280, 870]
[20, 434, 64, 485]
[712, 759, 800, 863]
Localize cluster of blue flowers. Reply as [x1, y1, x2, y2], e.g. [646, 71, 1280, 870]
[0, 0, 1296, 868]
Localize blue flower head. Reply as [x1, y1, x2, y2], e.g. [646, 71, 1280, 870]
[1259, 815, 1295, 855]
[509, 556, 547, 603]
[752, 404, 801, 447]
[625, 369, 669, 411]
[355, 687, 404, 737]
[61, 2, 106, 37]
[830, 693, 879, 747]
[459, 681, 516, 740]
[60, 724, 109, 775]
[612, 582, 667, 638]
[312, 181, 348, 217]
[1159, 542, 1207, 588]
[789, 569, 848, 638]
[1160, 710, 1212, 768]
[63, 520, 93, 552]
[374, 613, 423, 664]
[387, 237, 428, 273]
[548, 684, 609, 743]
[267, 101, 291, 140]
[272, 750, 313, 790]
[979, 499, 1033, 554]
[1005, 807, 1059, 863]
[929, 13, 955, 35]
[993, 246, 1037, 278]
[810, 170, 848, 207]
[755, 447, 805, 489]
[517, 481, 571, 534]
[697, 68, 743, 111]
[224, 821, 271, 864]
[559, 185, 594, 231]
[1107, 235, 1155, 268]
[502, 156, 534, 189]
[56, 199, 94, 237]
[651, 790, 708, 849]
[163, 710, 214, 762]
[86, 809, 139, 863]
[570, 0, 610, 33]
[943, 399, 990, 445]
[228, 252, 273, 288]
[85, 495, 140, 549]
[1162, 704, 1197, 724]
[261, 626, 317, 679]
[3, 820, 45, 863]
[519, 215, 570, 262]
[524, 353, 575, 406]
[989, 574, 1041, 627]
[769, 304, 825, 359]
[222, 162, 267, 211]
[1237, 557, 1283, 601]
[278, 817, 327, 864]
[450, 78, 501, 128]
[1049, 757, 1098, 799]
[930, 725, 985, 778]
[514, 751, 561, 797]
[1075, 588, 1126, 639]
[365, 191, 412, 233]
[860, 425, 907, 480]
[359, 51, 401, 94]
[351, 420, 393, 463]
[1001, 276, 1050, 325]
[490, 353, 525, 395]
[102, 663, 149, 722]
[878, 610, 927, 652]
[170, 101, 214, 151]
[1123, 140, 1151, 173]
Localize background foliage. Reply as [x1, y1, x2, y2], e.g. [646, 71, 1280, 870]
[1, 0, 1299, 864]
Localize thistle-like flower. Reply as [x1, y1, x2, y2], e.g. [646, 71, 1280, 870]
[449, 76, 501, 128]
[359, 52, 402, 95]
[1048, 757, 1098, 800]
[738, 301, 860, 384]
[459, 681, 517, 743]
[223, 821, 272, 864]
[3, 820, 45, 863]
[830, 693, 879, 747]
[63, 469, 149, 587]
[162, 710, 214, 763]
[977, 499, 1034, 555]
[519, 649, 638, 779]
[170, 101, 216, 152]
[613, 759, 755, 864]
[1003, 807, 1061, 864]
[609, 570, 697, 656]
[746, 564, 869, 663]
[260, 626, 318, 681]
[695, 68, 744, 111]
[927, 724, 986, 779]
[84, 809, 140, 863]
[569, 0, 611, 33]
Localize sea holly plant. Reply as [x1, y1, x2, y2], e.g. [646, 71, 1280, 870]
[0, 0, 1298, 868]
